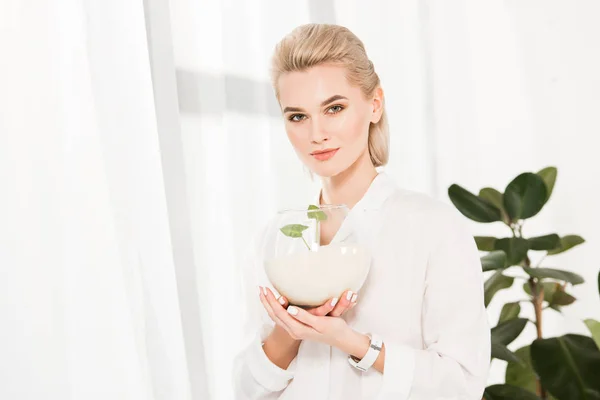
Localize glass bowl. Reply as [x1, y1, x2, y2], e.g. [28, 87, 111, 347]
[262, 204, 371, 307]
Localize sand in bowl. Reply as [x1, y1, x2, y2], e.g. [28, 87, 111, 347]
[264, 242, 371, 307]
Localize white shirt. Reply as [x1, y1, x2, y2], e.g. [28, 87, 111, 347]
[232, 172, 491, 400]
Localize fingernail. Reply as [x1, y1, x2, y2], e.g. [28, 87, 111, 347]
[263, 287, 268, 296]
[258, 286, 262, 295]
[279, 296, 286, 305]
[346, 291, 353, 301]
[351, 294, 358, 303]
[287, 306, 298, 315]
[331, 297, 339, 307]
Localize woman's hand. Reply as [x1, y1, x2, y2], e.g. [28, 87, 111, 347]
[258, 287, 359, 349]
[324, 289, 358, 317]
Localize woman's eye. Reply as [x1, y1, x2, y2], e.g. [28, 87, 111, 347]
[289, 114, 305, 122]
[327, 105, 344, 114]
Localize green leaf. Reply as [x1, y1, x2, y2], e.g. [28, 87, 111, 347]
[479, 187, 505, 210]
[504, 172, 548, 220]
[485, 271, 514, 307]
[584, 319, 600, 351]
[550, 289, 576, 306]
[481, 251, 507, 272]
[307, 205, 327, 221]
[492, 343, 523, 364]
[528, 234, 561, 251]
[523, 281, 559, 301]
[506, 346, 557, 399]
[448, 184, 502, 223]
[476, 236, 497, 251]
[537, 166, 557, 202]
[499, 302, 521, 324]
[483, 384, 541, 400]
[531, 334, 600, 400]
[279, 224, 309, 238]
[492, 318, 528, 346]
[549, 303, 562, 313]
[494, 237, 530, 266]
[547, 235, 585, 255]
[523, 267, 585, 285]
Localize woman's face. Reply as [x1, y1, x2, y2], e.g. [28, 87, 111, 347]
[277, 64, 383, 178]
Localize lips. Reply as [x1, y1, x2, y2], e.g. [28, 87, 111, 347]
[311, 148, 339, 161]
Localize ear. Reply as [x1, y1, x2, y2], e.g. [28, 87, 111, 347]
[370, 87, 384, 124]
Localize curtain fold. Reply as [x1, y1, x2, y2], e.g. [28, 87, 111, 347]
[1, 1, 194, 399]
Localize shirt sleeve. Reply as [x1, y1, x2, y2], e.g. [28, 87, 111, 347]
[378, 207, 491, 399]
[232, 226, 298, 399]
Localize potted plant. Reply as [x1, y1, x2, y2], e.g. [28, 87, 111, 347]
[448, 167, 600, 399]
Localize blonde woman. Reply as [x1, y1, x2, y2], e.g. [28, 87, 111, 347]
[233, 23, 490, 399]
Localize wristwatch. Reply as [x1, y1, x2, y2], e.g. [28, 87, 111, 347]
[347, 333, 383, 372]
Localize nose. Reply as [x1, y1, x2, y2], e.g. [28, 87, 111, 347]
[309, 117, 330, 144]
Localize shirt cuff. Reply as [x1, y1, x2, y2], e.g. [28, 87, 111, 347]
[244, 332, 297, 392]
[378, 340, 415, 399]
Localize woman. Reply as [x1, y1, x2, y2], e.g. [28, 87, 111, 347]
[233, 23, 490, 399]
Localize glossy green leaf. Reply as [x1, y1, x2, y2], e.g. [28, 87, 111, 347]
[485, 271, 514, 307]
[499, 302, 521, 324]
[476, 236, 497, 251]
[528, 234, 561, 251]
[506, 346, 557, 399]
[479, 187, 509, 223]
[280, 224, 309, 238]
[547, 235, 585, 255]
[537, 166, 557, 202]
[448, 184, 502, 223]
[307, 205, 327, 221]
[492, 318, 528, 346]
[492, 343, 523, 364]
[504, 173, 548, 220]
[481, 251, 507, 272]
[523, 267, 585, 285]
[531, 334, 600, 400]
[584, 319, 600, 351]
[484, 384, 541, 400]
[494, 237, 530, 266]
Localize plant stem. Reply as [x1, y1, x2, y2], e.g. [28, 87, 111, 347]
[528, 270, 548, 400]
[301, 237, 311, 251]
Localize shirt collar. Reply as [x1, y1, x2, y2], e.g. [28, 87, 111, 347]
[314, 171, 397, 212]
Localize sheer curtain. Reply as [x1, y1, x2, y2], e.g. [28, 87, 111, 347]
[0, 1, 202, 399]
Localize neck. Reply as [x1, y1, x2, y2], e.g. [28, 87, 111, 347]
[319, 150, 378, 209]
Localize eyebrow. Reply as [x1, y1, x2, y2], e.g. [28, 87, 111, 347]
[282, 95, 348, 114]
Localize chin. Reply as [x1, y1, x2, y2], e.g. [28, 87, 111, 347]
[309, 162, 349, 178]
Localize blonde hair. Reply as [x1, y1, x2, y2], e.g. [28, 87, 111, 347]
[270, 23, 389, 167]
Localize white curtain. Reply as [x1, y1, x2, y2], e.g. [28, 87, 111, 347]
[0, 1, 202, 399]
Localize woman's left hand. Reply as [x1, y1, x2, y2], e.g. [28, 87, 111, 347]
[286, 304, 354, 348]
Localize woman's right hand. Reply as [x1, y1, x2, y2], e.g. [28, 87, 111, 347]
[258, 287, 359, 369]
[259, 287, 358, 326]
